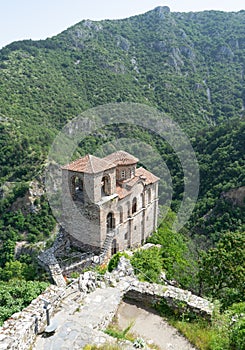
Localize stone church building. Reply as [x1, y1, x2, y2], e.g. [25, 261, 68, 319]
[62, 151, 159, 256]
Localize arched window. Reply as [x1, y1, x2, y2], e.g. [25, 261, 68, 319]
[71, 176, 83, 201]
[130, 167, 135, 178]
[101, 174, 111, 196]
[127, 202, 131, 217]
[141, 193, 145, 208]
[132, 197, 137, 214]
[121, 170, 126, 179]
[106, 212, 115, 233]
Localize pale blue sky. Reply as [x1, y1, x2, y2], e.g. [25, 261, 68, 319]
[0, 0, 244, 49]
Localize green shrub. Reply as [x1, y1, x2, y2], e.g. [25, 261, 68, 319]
[0, 279, 49, 325]
[107, 252, 129, 272]
[228, 302, 245, 350]
[130, 246, 162, 283]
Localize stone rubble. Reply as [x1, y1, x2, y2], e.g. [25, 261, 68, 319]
[0, 257, 213, 350]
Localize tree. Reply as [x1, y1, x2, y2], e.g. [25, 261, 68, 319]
[0, 261, 23, 281]
[147, 209, 198, 290]
[200, 231, 245, 308]
[131, 246, 163, 283]
[0, 239, 16, 267]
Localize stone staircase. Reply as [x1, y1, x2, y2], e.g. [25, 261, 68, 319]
[99, 230, 116, 260]
[38, 247, 66, 288]
[48, 263, 67, 287]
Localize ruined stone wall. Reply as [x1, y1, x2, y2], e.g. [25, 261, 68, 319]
[0, 257, 213, 350]
[0, 285, 65, 350]
[62, 201, 101, 248]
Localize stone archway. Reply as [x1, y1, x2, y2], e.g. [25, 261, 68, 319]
[132, 197, 137, 214]
[71, 175, 84, 201]
[101, 174, 111, 196]
[106, 212, 115, 233]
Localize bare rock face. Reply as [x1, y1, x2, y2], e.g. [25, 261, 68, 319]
[222, 186, 245, 206]
[79, 271, 97, 293]
[216, 45, 234, 61]
[112, 256, 135, 278]
[8, 180, 44, 214]
[116, 35, 130, 52]
[154, 6, 171, 19]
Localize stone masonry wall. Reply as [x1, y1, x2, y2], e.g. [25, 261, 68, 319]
[0, 285, 65, 350]
[0, 257, 213, 350]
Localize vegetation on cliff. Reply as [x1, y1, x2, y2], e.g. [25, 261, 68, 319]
[0, 7, 244, 344]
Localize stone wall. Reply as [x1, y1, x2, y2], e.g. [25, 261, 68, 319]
[0, 257, 213, 350]
[0, 285, 65, 350]
[108, 257, 213, 318]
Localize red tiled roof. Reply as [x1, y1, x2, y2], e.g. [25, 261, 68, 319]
[103, 150, 139, 166]
[116, 167, 159, 199]
[135, 167, 159, 185]
[116, 185, 132, 200]
[62, 154, 115, 174]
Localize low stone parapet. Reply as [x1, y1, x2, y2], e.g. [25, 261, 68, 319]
[0, 257, 213, 349]
[0, 284, 65, 350]
[125, 280, 213, 318]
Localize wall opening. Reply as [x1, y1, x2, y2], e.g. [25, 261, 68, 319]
[111, 239, 119, 255]
[101, 174, 111, 196]
[107, 212, 115, 233]
[132, 197, 137, 214]
[119, 206, 123, 224]
[127, 201, 131, 217]
[71, 176, 84, 202]
[121, 170, 126, 179]
[141, 193, 145, 208]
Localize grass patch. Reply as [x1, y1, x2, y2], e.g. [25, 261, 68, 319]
[83, 345, 121, 350]
[154, 299, 236, 350]
[170, 319, 215, 350]
[105, 321, 135, 342]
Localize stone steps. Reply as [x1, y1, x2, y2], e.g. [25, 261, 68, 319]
[100, 232, 114, 257]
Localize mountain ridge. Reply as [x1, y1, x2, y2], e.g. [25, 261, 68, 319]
[0, 8, 244, 341]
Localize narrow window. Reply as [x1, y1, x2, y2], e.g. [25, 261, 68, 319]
[148, 189, 151, 203]
[121, 170, 126, 179]
[132, 197, 137, 214]
[119, 206, 123, 223]
[130, 168, 135, 178]
[127, 202, 131, 217]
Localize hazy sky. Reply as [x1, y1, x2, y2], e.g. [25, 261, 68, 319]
[1, 0, 244, 49]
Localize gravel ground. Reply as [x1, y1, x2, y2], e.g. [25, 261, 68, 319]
[116, 301, 197, 350]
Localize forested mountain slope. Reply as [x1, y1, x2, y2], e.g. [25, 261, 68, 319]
[0, 7, 244, 334]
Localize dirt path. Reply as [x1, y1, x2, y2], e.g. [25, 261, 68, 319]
[116, 301, 197, 350]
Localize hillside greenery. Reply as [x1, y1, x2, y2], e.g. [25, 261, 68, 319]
[108, 213, 244, 350]
[0, 7, 244, 344]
